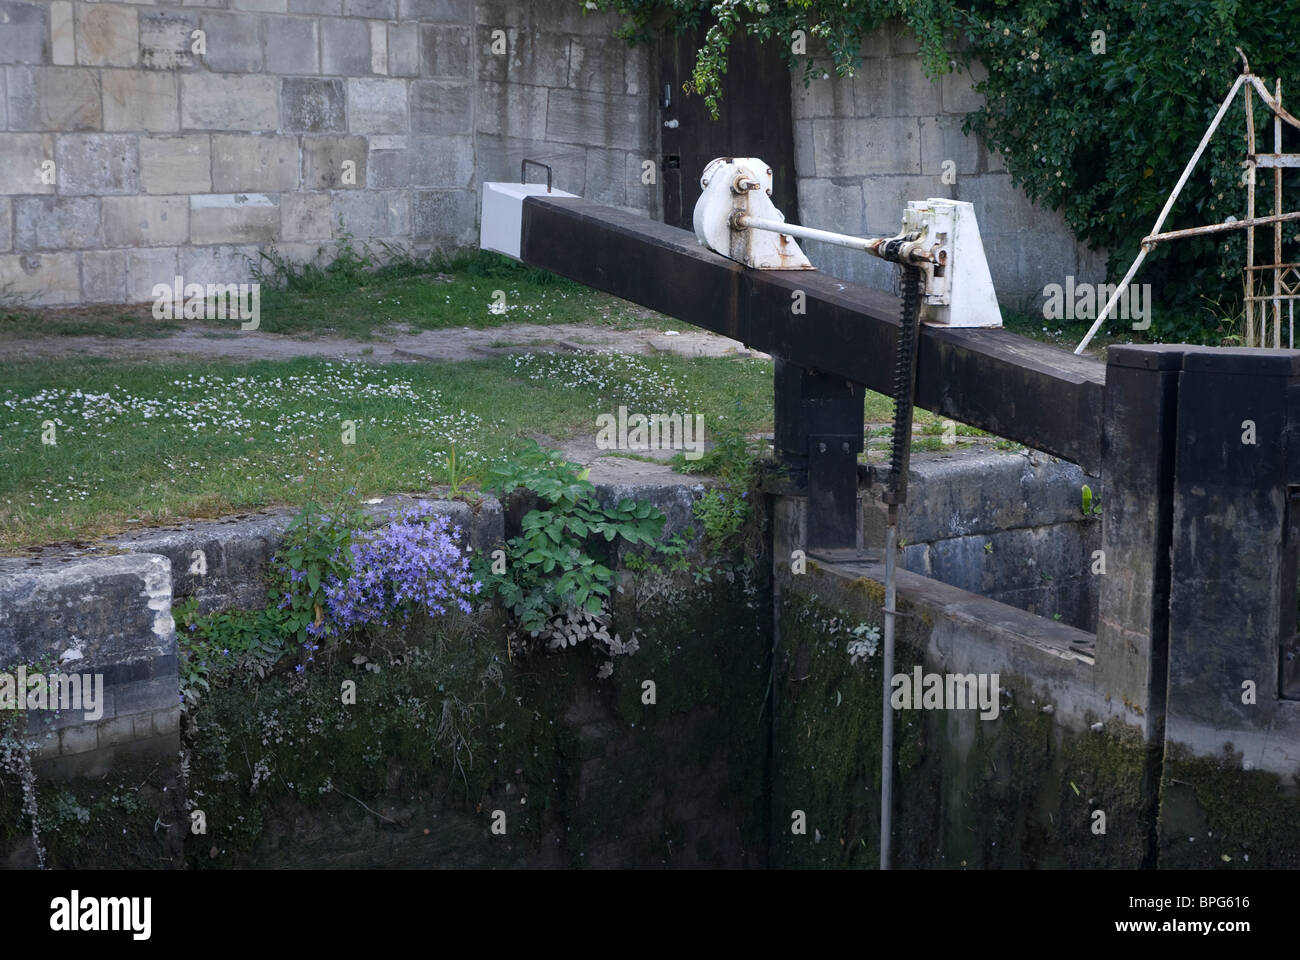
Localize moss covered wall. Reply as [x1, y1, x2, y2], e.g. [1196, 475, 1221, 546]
[181, 563, 770, 869]
[772, 584, 1153, 869]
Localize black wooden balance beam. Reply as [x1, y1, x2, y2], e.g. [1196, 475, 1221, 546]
[519, 196, 1106, 475]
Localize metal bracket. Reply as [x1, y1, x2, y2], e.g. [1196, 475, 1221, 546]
[520, 158, 552, 193]
[807, 434, 859, 552]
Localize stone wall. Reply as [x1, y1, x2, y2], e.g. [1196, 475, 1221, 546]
[0, 0, 657, 306]
[791, 24, 1106, 310]
[0, 484, 769, 868]
[1, 3, 1108, 312]
[863, 449, 1102, 632]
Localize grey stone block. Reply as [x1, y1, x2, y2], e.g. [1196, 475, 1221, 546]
[918, 115, 981, 177]
[265, 15, 319, 75]
[234, 0, 287, 10]
[401, 0, 469, 20]
[199, 13, 264, 73]
[407, 134, 473, 188]
[791, 73, 854, 119]
[102, 195, 189, 247]
[333, 190, 406, 239]
[97, 715, 136, 748]
[301, 135, 368, 189]
[477, 27, 567, 86]
[0, 553, 175, 672]
[344, 0, 397, 15]
[421, 24, 470, 78]
[182, 74, 279, 130]
[367, 149, 409, 188]
[102, 71, 180, 133]
[178, 243, 260, 288]
[411, 80, 470, 134]
[79, 249, 127, 302]
[289, 0, 341, 11]
[583, 148, 629, 207]
[799, 178, 866, 236]
[388, 23, 420, 77]
[860, 174, 944, 236]
[125, 246, 180, 302]
[622, 39, 648, 97]
[866, 449, 1097, 546]
[76, 3, 139, 67]
[476, 81, 547, 139]
[211, 134, 299, 192]
[281, 78, 346, 132]
[850, 56, 940, 118]
[545, 89, 642, 149]
[623, 153, 655, 216]
[6, 66, 102, 131]
[474, 134, 584, 194]
[0, 199, 10, 252]
[793, 118, 814, 177]
[140, 135, 212, 194]
[0, 252, 79, 303]
[280, 191, 332, 241]
[32, 729, 60, 761]
[942, 59, 987, 115]
[0, 1, 48, 65]
[49, 0, 72, 66]
[348, 78, 408, 134]
[153, 706, 181, 736]
[566, 36, 626, 94]
[140, 9, 201, 71]
[14, 197, 101, 250]
[190, 193, 279, 244]
[60, 723, 98, 756]
[812, 116, 920, 177]
[322, 18, 371, 76]
[412, 188, 475, 243]
[112, 676, 179, 717]
[106, 495, 500, 614]
[132, 713, 156, 740]
[55, 135, 140, 196]
[952, 174, 1040, 238]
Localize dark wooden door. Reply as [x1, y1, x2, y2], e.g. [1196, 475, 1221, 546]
[658, 25, 799, 230]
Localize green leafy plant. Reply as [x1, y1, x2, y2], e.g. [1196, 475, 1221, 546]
[672, 409, 759, 548]
[444, 440, 479, 500]
[272, 490, 363, 647]
[1081, 483, 1102, 518]
[176, 488, 362, 708]
[477, 441, 671, 634]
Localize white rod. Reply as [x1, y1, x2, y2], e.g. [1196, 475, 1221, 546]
[739, 215, 881, 252]
[1074, 74, 1247, 354]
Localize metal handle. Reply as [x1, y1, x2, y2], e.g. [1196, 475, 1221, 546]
[520, 158, 552, 193]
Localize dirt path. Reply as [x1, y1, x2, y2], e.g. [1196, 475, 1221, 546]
[0, 322, 767, 364]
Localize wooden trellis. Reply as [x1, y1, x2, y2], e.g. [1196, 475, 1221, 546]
[1075, 51, 1300, 353]
[1244, 73, 1300, 347]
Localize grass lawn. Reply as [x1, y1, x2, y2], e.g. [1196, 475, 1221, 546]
[0, 245, 1009, 552]
[0, 352, 779, 552]
[0, 247, 677, 342]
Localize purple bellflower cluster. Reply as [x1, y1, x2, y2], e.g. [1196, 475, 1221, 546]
[317, 502, 482, 636]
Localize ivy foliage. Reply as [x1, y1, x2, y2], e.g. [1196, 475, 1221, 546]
[586, 0, 1299, 341]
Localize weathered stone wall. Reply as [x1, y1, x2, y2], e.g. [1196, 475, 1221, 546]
[791, 23, 1106, 309]
[0, 0, 657, 306]
[863, 450, 1103, 632]
[0, 484, 769, 868]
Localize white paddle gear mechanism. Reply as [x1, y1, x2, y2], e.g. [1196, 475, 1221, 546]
[692, 156, 1002, 328]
